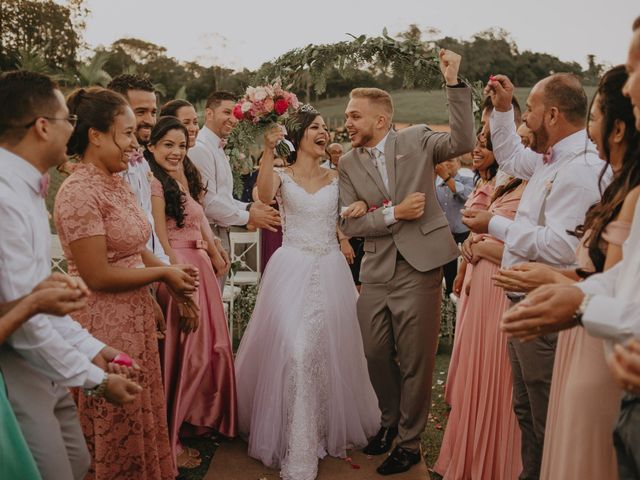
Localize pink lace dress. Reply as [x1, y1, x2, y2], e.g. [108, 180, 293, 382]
[151, 178, 237, 461]
[54, 163, 173, 480]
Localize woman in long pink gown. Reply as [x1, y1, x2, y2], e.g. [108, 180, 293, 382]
[54, 87, 199, 479]
[434, 178, 525, 480]
[444, 134, 497, 406]
[146, 117, 237, 466]
[494, 65, 640, 480]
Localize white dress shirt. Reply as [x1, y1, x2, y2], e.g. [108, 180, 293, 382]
[576, 195, 640, 343]
[488, 108, 608, 268]
[121, 157, 169, 264]
[367, 133, 397, 227]
[0, 148, 105, 388]
[189, 126, 250, 227]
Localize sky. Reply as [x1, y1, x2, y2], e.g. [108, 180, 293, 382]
[81, 0, 638, 71]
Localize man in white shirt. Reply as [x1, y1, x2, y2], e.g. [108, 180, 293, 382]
[321, 142, 343, 169]
[0, 71, 141, 479]
[501, 18, 640, 478]
[107, 74, 170, 265]
[462, 73, 605, 479]
[190, 91, 281, 288]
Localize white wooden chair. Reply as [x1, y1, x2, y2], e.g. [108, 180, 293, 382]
[227, 230, 261, 343]
[51, 234, 67, 273]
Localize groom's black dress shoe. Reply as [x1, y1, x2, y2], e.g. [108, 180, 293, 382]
[376, 445, 421, 476]
[362, 426, 398, 455]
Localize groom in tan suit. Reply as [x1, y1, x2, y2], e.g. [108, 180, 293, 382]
[339, 49, 475, 475]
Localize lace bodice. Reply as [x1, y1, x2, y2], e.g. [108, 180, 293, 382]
[275, 170, 340, 256]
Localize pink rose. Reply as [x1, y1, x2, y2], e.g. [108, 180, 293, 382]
[263, 97, 275, 112]
[274, 98, 289, 115]
[232, 103, 244, 120]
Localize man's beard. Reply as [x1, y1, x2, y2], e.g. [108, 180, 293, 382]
[351, 129, 373, 148]
[531, 123, 549, 154]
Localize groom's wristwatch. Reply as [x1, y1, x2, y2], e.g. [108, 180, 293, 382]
[572, 294, 592, 326]
[245, 202, 253, 211]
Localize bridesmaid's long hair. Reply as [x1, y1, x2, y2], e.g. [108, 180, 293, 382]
[575, 65, 640, 272]
[145, 116, 206, 228]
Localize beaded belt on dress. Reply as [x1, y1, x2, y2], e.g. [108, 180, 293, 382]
[170, 239, 208, 249]
[284, 242, 336, 256]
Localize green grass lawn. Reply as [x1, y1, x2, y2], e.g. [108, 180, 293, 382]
[316, 86, 596, 129]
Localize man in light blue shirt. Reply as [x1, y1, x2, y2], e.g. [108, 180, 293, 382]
[435, 156, 474, 295]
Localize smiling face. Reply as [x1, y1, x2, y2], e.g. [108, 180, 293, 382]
[522, 82, 551, 154]
[344, 96, 389, 149]
[206, 100, 237, 139]
[174, 105, 199, 147]
[623, 29, 640, 131]
[587, 93, 607, 161]
[471, 134, 495, 173]
[126, 89, 157, 146]
[148, 128, 188, 173]
[48, 89, 76, 167]
[298, 115, 330, 158]
[96, 106, 137, 173]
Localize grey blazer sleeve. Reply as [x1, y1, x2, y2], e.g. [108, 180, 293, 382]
[338, 164, 392, 238]
[422, 86, 476, 164]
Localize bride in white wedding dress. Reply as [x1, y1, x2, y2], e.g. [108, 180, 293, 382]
[234, 106, 380, 480]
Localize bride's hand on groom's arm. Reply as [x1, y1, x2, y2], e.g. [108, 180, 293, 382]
[341, 201, 367, 219]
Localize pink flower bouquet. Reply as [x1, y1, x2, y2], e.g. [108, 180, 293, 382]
[232, 79, 300, 157]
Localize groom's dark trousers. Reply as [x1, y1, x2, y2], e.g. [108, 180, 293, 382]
[358, 260, 442, 452]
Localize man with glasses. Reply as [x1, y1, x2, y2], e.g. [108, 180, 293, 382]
[0, 70, 142, 480]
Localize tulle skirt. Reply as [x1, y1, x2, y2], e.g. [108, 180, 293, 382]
[235, 245, 380, 478]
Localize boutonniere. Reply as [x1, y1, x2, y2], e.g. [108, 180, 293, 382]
[544, 173, 558, 194]
[368, 199, 393, 213]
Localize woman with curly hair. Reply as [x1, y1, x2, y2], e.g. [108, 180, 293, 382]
[146, 116, 237, 469]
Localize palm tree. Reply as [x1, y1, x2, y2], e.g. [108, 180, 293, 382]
[15, 47, 54, 74]
[76, 51, 112, 86]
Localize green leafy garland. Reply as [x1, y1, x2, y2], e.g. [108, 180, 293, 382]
[227, 30, 483, 195]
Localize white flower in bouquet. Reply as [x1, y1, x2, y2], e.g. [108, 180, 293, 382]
[254, 87, 268, 102]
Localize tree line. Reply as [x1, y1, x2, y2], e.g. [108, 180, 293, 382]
[0, 0, 606, 105]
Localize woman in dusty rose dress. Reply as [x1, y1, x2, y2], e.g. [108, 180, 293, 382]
[434, 177, 525, 480]
[54, 88, 198, 480]
[146, 117, 237, 467]
[445, 133, 498, 405]
[495, 65, 640, 480]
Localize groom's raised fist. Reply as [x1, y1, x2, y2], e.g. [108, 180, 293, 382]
[395, 192, 426, 221]
[439, 49, 462, 86]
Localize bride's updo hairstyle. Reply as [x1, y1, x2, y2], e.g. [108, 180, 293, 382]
[66, 87, 129, 157]
[286, 104, 320, 164]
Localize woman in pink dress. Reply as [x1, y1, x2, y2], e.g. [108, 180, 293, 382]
[434, 175, 525, 480]
[444, 133, 498, 405]
[54, 87, 199, 480]
[494, 65, 640, 480]
[146, 116, 237, 467]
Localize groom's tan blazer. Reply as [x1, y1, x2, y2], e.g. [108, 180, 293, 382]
[339, 87, 475, 283]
